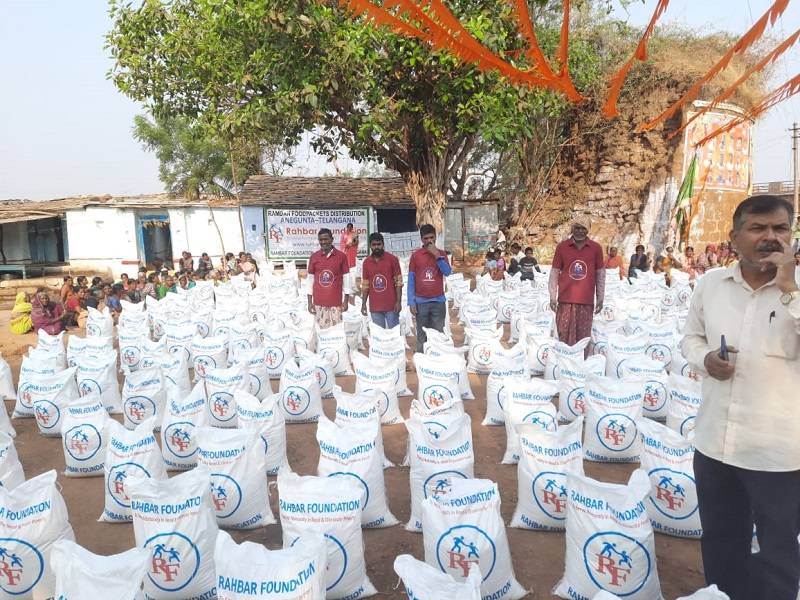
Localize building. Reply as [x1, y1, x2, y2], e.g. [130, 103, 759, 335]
[0, 176, 499, 278]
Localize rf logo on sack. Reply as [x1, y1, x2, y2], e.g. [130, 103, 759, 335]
[532, 472, 568, 519]
[583, 531, 651, 595]
[648, 468, 698, 520]
[64, 424, 102, 461]
[436, 525, 495, 581]
[145, 532, 200, 593]
[596, 414, 637, 452]
[0, 539, 44, 595]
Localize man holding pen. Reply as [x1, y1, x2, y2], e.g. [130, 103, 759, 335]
[408, 224, 452, 352]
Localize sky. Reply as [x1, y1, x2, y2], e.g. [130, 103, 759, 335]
[0, 0, 797, 201]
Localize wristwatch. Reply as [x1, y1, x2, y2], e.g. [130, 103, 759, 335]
[780, 290, 800, 305]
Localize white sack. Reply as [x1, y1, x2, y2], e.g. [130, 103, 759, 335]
[76, 353, 122, 414]
[583, 375, 644, 463]
[555, 470, 661, 600]
[501, 378, 560, 464]
[50, 540, 149, 600]
[121, 367, 166, 430]
[235, 391, 287, 476]
[129, 467, 218, 599]
[394, 553, 481, 599]
[638, 418, 701, 539]
[278, 470, 377, 599]
[61, 394, 108, 478]
[214, 530, 327, 599]
[316, 415, 398, 528]
[422, 478, 525, 600]
[510, 418, 584, 531]
[100, 416, 167, 522]
[196, 426, 274, 529]
[0, 470, 75, 600]
[160, 382, 208, 471]
[0, 431, 24, 489]
[278, 362, 322, 424]
[406, 412, 474, 532]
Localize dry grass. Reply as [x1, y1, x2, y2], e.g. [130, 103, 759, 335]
[643, 28, 772, 110]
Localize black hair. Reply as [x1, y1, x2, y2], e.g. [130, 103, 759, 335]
[419, 224, 436, 237]
[63, 275, 72, 282]
[511, 242, 521, 250]
[318, 228, 333, 237]
[524, 246, 533, 253]
[91, 276, 102, 285]
[733, 194, 794, 231]
[368, 232, 384, 243]
[635, 244, 645, 252]
[120, 273, 128, 279]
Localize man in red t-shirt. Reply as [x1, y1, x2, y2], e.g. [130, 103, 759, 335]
[408, 224, 452, 352]
[307, 228, 350, 328]
[360, 232, 403, 329]
[548, 218, 605, 347]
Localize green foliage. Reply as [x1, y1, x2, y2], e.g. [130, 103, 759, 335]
[132, 113, 261, 199]
[107, 0, 639, 214]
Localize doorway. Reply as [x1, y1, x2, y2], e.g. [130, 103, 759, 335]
[136, 214, 173, 269]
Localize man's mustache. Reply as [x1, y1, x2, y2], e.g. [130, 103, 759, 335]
[757, 242, 782, 252]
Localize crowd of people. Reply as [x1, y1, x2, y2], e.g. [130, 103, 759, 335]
[7, 250, 262, 336]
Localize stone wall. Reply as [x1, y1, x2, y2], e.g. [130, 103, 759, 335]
[513, 92, 751, 262]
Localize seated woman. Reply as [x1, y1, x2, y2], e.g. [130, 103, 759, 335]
[31, 290, 65, 335]
[9, 292, 32, 335]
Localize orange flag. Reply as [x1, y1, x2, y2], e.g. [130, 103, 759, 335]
[509, 0, 582, 100]
[670, 27, 800, 140]
[510, 0, 559, 79]
[602, 0, 670, 118]
[636, 0, 790, 132]
[342, 0, 430, 39]
[694, 73, 800, 148]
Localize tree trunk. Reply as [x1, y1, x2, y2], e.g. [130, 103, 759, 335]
[405, 171, 446, 234]
[229, 144, 246, 252]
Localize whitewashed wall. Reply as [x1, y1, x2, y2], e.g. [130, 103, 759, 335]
[65, 207, 137, 277]
[167, 207, 243, 266]
[64, 206, 243, 277]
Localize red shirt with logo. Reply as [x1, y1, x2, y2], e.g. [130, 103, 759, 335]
[307, 248, 350, 307]
[362, 252, 402, 312]
[552, 238, 604, 305]
[409, 247, 449, 299]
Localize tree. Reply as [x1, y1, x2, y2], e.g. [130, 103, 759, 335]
[108, 0, 609, 231]
[132, 114, 236, 199]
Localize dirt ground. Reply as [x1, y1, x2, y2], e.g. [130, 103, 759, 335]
[0, 309, 706, 599]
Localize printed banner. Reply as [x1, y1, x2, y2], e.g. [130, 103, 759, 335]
[265, 208, 371, 259]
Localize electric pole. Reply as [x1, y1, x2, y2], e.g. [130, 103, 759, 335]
[792, 122, 799, 215]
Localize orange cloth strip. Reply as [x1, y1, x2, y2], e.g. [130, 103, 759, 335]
[558, 0, 570, 76]
[694, 73, 800, 148]
[342, 0, 565, 89]
[636, 0, 790, 132]
[343, 0, 430, 39]
[510, 0, 558, 79]
[508, 0, 583, 100]
[602, 0, 670, 118]
[671, 27, 800, 140]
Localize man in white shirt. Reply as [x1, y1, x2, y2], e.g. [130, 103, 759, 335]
[681, 194, 800, 600]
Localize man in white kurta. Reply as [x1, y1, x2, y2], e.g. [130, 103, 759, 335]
[681, 194, 800, 600]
